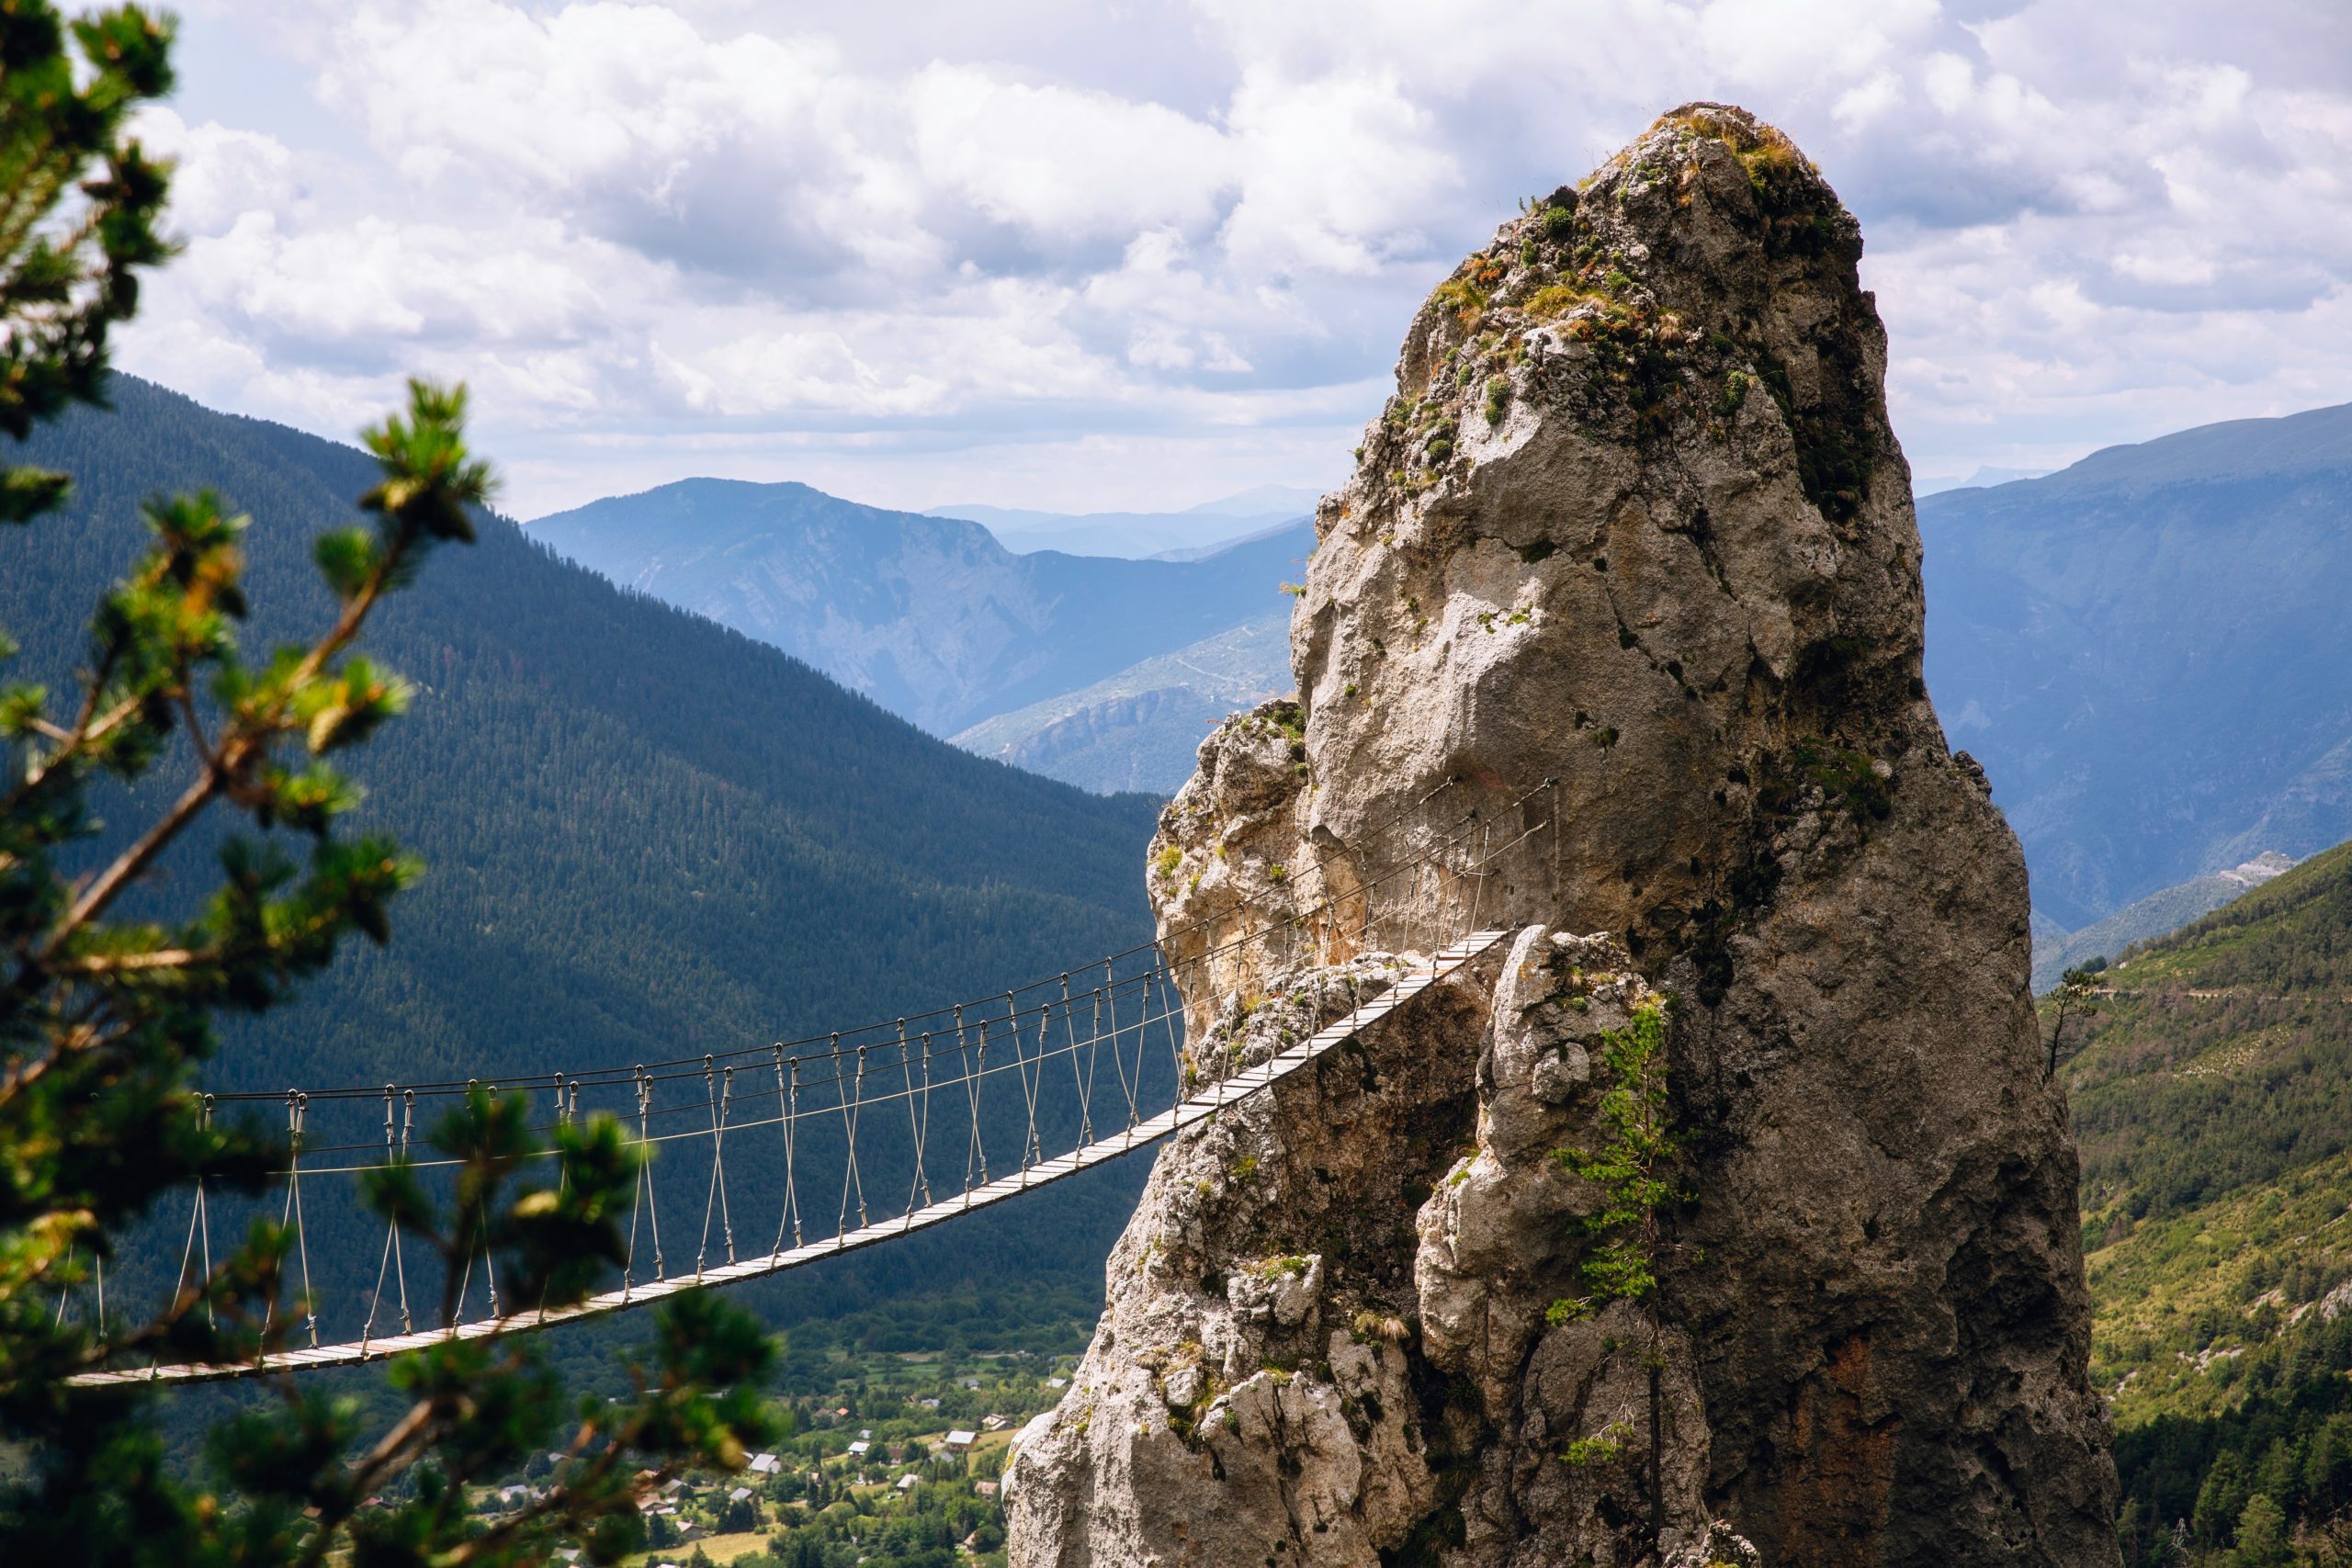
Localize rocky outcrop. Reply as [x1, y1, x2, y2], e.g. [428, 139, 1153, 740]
[1007, 105, 2118, 1566]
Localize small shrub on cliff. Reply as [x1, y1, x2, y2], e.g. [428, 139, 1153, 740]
[1523, 282, 1597, 321]
[1551, 1002, 1683, 1534]
[1433, 276, 1487, 326]
[1484, 375, 1511, 424]
[1553, 1003, 1679, 1321]
[1562, 1423, 1632, 1468]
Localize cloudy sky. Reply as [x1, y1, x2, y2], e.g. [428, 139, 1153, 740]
[126, 0, 2352, 519]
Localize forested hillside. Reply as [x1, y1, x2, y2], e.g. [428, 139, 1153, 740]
[2055, 840, 2352, 1559]
[1, 376, 1163, 1303]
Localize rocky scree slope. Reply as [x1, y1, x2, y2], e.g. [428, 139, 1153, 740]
[1004, 105, 2118, 1567]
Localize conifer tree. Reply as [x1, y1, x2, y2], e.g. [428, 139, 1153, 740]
[0, 7, 777, 1562]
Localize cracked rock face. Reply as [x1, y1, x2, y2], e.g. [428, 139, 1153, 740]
[1008, 104, 2117, 1567]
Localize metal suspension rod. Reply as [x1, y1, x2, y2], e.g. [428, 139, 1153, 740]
[835, 1039, 868, 1236]
[1057, 976, 1094, 1150]
[959, 1004, 989, 1200]
[365, 1086, 399, 1349]
[476, 1084, 503, 1325]
[1153, 965, 1188, 1096]
[1009, 992, 1043, 1176]
[175, 1094, 218, 1330]
[697, 1057, 737, 1277]
[771, 1050, 803, 1255]
[624, 1068, 650, 1301]
[395, 1091, 414, 1332]
[537, 1074, 572, 1326]
[1095, 982, 1136, 1134]
[900, 1021, 932, 1224]
[452, 1082, 479, 1329]
[283, 1091, 318, 1348]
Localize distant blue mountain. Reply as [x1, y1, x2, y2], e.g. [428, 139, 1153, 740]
[1180, 483, 1324, 516]
[531, 479, 1313, 738]
[927, 499, 1299, 559]
[1916, 465, 2050, 496]
[1920, 400, 2352, 931]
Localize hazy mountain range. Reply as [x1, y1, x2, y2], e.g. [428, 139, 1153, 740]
[928, 483, 1320, 558]
[529, 479, 1313, 737]
[948, 612, 1291, 793]
[2029, 852, 2295, 992]
[1919, 400, 2352, 945]
[520, 400, 2352, 982]
[1914, 464, 2051, 496]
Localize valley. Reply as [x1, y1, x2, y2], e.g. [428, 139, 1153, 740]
[45, 373, 2352, 1567]
[2, 378, 1163, 1320]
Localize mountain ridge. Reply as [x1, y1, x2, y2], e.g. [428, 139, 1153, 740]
[949, 610, 1292, 792]
[2032, 852, 2296, 991]
[529, 477, 1312, 738]
[2037, 399, 2352, 495]
[928, 491, 1311, 558]
[1920, 400, 2352, 931]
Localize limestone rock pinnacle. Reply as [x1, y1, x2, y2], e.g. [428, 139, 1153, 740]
[1005, 104, 2119, 1567]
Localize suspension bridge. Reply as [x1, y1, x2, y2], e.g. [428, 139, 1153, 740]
[66, 777, 1555, 1387]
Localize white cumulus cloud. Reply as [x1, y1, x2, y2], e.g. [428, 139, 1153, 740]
[114, 0, 2352, 512]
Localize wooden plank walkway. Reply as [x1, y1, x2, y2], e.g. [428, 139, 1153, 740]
[72, 931, 1509, 1387]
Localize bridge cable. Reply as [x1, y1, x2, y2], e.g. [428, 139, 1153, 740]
[835, 1039, 868, 1237]
[282, 1092, 318, 1348]
[773, 1051, 802, 1254]
[899, 1021, 933, 1226]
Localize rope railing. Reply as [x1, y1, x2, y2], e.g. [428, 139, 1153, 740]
[64, 775, 1555, 1386]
